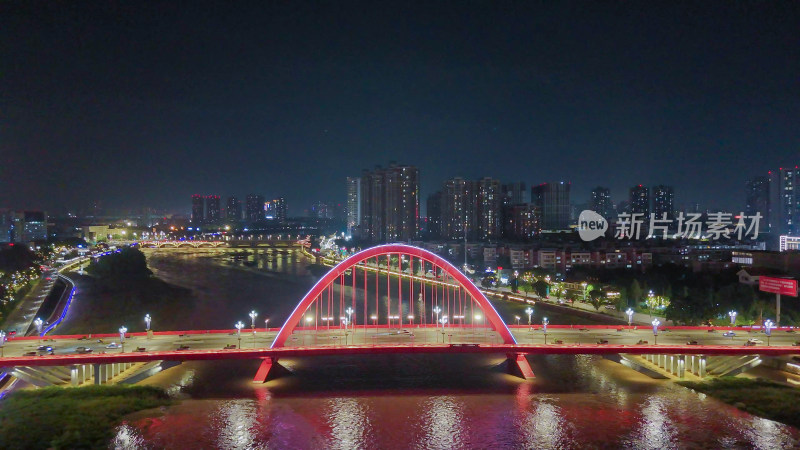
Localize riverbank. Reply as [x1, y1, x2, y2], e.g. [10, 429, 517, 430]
[679, 377, 800, 429]
[0, 385, 172, 449]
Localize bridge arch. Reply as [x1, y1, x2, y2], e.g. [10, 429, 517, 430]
[271, 244, 516, 348]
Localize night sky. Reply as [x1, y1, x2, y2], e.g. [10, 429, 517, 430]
[2, 1, 798, 215]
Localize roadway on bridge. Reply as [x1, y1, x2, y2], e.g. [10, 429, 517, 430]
[2, 326, 798, 361]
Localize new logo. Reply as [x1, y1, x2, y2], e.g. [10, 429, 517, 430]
[578, 210, 608, 241]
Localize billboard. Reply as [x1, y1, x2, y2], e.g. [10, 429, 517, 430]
[759, 276, 798, 297]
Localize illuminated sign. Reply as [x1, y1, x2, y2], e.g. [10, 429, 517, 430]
[759, 277, 798, 297]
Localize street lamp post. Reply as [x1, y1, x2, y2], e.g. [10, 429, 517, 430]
[525, 307, 533, 329]
[433, 306, 441, 329]
[119, 326, 127, 352]
[542, 317, 549, 344]
[0, 331, 5, 357]
[515, 315, 521, 326]
[235, 321, 244, 348]
[346, 307, 354, 331]
[144, 314, 151, 331]
[728, 310, 737, 330]
[34, 317, 43, 340]
[581, 282, 588, 302]
[648, 290, 654, 319]
[249, 310, 258, 330]
[765, 319, 774, 346]
[264, 318, 269, 330]
[626, 308, 634, 327]
[439, 316, 448, 342]
[652, 318, 660, 345]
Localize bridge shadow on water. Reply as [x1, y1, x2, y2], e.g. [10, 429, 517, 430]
[171, 353, 665, 400]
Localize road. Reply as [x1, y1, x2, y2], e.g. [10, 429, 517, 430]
[1, 269, 58, 336]
[1, 325, 798, 361]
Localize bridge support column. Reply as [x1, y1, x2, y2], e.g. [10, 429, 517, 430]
[698, 356, 706, 378]
[677, 355, 685, 378]
[506, 353, 535, 379]
[70, 365, 79, 386]
[253, 357, 288, 383]
[93, 364, 106, 385]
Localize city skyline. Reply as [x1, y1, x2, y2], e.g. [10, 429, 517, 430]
[2, 3, 798, 215]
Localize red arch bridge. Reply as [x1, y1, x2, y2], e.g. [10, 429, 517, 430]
[2, 244, 799, 384]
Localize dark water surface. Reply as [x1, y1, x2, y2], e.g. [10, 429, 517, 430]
[107, 249, 800, 449]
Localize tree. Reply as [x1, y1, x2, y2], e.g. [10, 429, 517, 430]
[630, 280, 642, 307]
[520, 282, 534, 297]
[588, 289, 605, 311]
[533, 280, 549, 298]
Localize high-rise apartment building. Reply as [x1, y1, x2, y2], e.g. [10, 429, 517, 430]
[475, 177, 502, 241]
[629, 185, 650, 216]
[191, 194, 205, 223]
[745, 176, 770, 232]
[441, 177, 474, 240]
[226, 196, 242, 221]
[652, 185, 674, 218]
[346, 177, 361, 234]
[205, 195, 221, 223]
[502, 182, 527, 206]
[359, 164, 419, 242]
[589, 187, 613, 218]
[426, 191, 442, 239]
[531, 182, 571, 230]
[269, 197, 287, 222]
[246, 194, 265, 222]
[503, 203, 540, 241]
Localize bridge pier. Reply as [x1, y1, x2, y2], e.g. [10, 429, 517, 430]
[253, 357, 288, 383]
[506, 353, 535, 379]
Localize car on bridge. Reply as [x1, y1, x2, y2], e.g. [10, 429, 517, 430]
[722, 331, 736, 337]
[105, 342, 119, 349]
[75, 346, 92, 353]
[687, 340, 699, 345]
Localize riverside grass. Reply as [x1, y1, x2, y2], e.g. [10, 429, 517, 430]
[0, 385, 171, 449]
[679, 377, 800, 429]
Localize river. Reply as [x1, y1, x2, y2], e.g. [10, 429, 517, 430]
[107, 249, 800, 448]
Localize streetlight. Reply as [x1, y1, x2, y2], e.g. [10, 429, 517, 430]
[144, 314, 151, 331]
[433, 306, 441, 328]
[515, 315, 521, 326]
[235, 321, 245, 348]
[626, 308, 634, 327]
[439, 316, 448, 342]
[652, 318, 660, 345]
[542, 317, 549, 344]
[34, 317, 43, 339]
[407, 314, 414, 325]
[581, 282, 588, 301]
[648, 290, 655, 318]
[119, 326, 127, 352]
[765, 319, 774, 346]
[264, 318, 269, 330]
[728, 310, 737, 329]
[249, 310, 258, 330]
[0, 331, 5, 357]
[342, 317, 350, 344]
[525, 307, 533, 329]
[371, 315, 377, 326]
[346, 307, 354, 330]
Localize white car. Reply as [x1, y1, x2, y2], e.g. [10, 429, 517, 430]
[722, 331, 736, 337]
[747, 338, 763, 344]
[105, 342, 119, 349]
